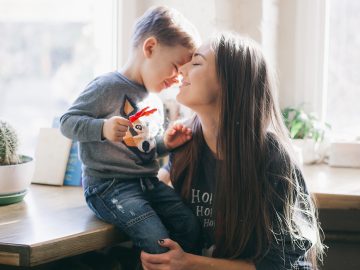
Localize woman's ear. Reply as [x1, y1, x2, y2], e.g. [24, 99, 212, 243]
[142, 37, 157, 59]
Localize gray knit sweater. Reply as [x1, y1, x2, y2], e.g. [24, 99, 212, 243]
[60, 71, 167, 179]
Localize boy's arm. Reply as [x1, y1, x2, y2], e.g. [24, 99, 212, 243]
[60, 114, 105, 143]
[155, 135, 169, 157]
[60, 79, 110, 142]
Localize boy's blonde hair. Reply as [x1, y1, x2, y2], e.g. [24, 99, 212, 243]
[132, 6, 201, 50]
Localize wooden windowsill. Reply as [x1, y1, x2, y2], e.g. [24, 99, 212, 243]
[0, 185, 126, 267]
[0, 164, 359, 267]
[303, 164, 360, 210]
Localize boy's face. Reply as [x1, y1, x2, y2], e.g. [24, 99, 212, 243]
[141, 38, 193, 93]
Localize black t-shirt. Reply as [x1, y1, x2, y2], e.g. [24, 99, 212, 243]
[164, 142, 217, 252]
[185, 142, 217, 251]
[164, 134, 314, 269]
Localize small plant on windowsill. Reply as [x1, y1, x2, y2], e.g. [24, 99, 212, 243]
[282, 106, 331, 164]
[0, 121, 35, 205]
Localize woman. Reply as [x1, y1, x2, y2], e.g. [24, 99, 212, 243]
[141, 32, 325, 270]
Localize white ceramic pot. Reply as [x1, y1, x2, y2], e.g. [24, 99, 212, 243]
[292, 139, 319, 164]
[0, 155, 35, 195]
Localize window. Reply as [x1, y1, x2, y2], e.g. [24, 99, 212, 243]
[0, 0, 116, 155]
[326, 0, 360, 139]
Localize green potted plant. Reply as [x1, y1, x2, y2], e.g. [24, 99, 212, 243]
[0, 120, 35, 205]
[282, 106, 331, 164]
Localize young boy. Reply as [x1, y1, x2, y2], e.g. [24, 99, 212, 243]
[60, 6, 201, 255]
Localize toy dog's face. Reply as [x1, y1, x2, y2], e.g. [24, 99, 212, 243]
[122, 97, 156, 154]
[125, 119, 156, 153]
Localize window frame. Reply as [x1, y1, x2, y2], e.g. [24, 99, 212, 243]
[292, 0, 329, 122]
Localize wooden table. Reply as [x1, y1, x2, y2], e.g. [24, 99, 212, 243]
[0, 185, 125, 267]
[0, 164, 359, 267]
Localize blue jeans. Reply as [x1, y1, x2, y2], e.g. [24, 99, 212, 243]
[83, 176, 201, 254]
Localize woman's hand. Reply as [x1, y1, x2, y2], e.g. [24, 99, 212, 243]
[141, 239, 256, 270]
[164, 123, 192, 150]
[141, 239, 190, 270]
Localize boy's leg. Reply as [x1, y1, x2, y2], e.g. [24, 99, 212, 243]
[84, 178, 169, 254]
[144, 177, 202, 254]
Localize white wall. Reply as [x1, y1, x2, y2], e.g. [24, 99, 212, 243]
[276, 0, 298, 109]
[116, 0, 265, 65]
[214, 0, 263, 42]
[115, 0, 327, 116]
[276, 0, 328, 118]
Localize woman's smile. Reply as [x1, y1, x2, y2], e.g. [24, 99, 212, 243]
[180, 80, 191, 88]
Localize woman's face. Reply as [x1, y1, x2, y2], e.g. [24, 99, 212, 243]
[177, 43, 220, 112]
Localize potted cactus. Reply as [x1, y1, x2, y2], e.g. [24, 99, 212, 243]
[0, 120, 35, 205]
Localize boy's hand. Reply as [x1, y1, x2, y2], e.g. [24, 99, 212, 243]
[102, 116, 133, 142]
[164, 123, 192, 150]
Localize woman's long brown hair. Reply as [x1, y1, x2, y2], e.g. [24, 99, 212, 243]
[171, 33, 324, 267]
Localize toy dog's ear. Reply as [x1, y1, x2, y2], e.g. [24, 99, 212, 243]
[121, 96, 137, 117]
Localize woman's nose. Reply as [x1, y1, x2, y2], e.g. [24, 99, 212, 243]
[168, 75, 181, 86]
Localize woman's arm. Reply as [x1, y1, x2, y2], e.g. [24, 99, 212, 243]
[186, 253, 255, 270]
[141, 239, 255, 270]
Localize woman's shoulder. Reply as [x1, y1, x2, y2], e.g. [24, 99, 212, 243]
[264, 132, 308, 193]
[264, 132, 291, 170]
